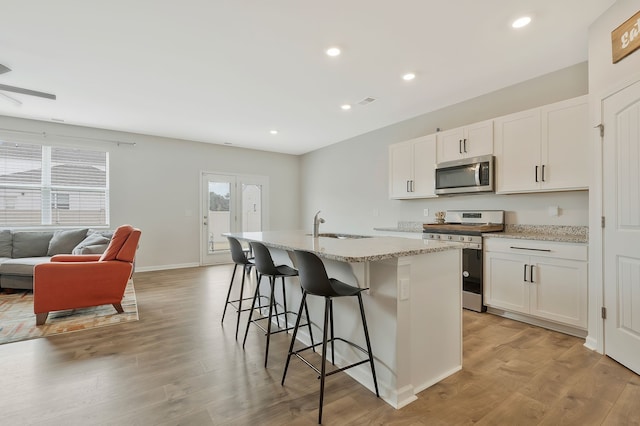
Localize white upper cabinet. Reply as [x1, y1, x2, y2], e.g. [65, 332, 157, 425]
[436, 120, 493, 163]
[389, 134, 437, 199]
[494, 95, 589, 194]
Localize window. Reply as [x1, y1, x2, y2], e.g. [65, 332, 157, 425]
[0, 141, 109, 226]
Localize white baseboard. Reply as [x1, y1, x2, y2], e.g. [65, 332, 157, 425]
[486, 307, 588, 338]
[584, 335, 601, 352]
[135, 262, 200, 272]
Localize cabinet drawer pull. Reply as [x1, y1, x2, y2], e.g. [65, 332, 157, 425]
[509, 246, 552, 252]
[523, 264, 528, 282]
[530, 265, 535, 283]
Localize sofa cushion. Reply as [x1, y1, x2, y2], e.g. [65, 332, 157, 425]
[12, 231, 54, 258]
[0, 257, 52, 276]
[47, 228, 89, 256]
[72, 232, 111, 255]
[0, 230, 12, 258]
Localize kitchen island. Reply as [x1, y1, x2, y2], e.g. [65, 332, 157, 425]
[225, 230, 463, 409]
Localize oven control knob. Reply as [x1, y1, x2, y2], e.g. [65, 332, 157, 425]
[467, 236, 473, 242]
[434, 234, 440, 239]
[463, 271, 470, 278]
[447, 235, 452, 240]
[459, 236, 465, 241]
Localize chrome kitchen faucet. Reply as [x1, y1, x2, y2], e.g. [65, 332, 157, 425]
[313, 210, 325, 238]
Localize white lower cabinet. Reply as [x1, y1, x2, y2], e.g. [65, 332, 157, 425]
[484, 238, 588, 329]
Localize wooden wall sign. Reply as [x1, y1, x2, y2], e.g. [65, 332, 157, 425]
[612, 9, 640, 63]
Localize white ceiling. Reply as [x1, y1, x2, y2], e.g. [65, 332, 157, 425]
[0, 0, 615, 155]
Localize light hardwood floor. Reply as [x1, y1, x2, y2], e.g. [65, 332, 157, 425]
[0, 266, 638, 425]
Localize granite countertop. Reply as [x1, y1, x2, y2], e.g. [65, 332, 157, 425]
[224, 230, 462, 263]
[483, 225, 588, 244]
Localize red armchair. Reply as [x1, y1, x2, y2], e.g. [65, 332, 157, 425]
[33, 225, 142, 325]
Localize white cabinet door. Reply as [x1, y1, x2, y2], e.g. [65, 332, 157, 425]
[389, 140, 413, 198]
[436, 127, 465, 163]
[389, 135, 437, 199]
[494, 108, 541, 193]
[412, 134, 437, 198]
[529, 256, 588, 328]
[541, 96, 589, 191]
[484, 251, 529, 314]
[464, 120, 494, 158]
[495, 95, 588, 194]
[436, 120, 493, 163]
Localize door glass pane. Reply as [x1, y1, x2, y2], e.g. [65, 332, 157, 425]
[242, 183, 262, 232]
[208, 181, 230, 253]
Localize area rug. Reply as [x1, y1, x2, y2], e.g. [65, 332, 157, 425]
[0, 280, 138, 345]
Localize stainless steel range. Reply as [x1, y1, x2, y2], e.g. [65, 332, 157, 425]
[423, 210, 504, 312]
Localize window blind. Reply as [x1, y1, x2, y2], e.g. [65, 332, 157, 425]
[0, 140, 109, 227]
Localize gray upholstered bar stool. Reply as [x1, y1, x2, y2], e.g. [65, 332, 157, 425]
[221, 236, 258, 339]
[282, 250, 379, 424]
[243, 241, 315, 367]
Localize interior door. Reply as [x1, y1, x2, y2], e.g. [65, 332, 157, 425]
[201, 173, 268, 265]
[602, 79, 640, 375]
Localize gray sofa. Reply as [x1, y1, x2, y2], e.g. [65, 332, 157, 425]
[0, 229, 113, 290]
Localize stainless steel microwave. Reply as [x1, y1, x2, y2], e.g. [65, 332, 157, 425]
[434, 155, 494, 195]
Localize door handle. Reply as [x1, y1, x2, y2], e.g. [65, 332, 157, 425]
[406, 180, 410, 192]
[463, 138, 467, 153]
[530, 265, 535, 283]
[523, 264, 528, 282]
[535, 165, 539, 182]
[541, 165, 546, 182]
[411, 180, 415, 192]
[459, 139, 463, 154]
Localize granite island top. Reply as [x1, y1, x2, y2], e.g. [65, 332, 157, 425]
[224, 230, 462, 263]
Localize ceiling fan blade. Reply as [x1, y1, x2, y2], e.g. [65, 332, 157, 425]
[0, 64, 10, 75]
[0, 83, 56, 100]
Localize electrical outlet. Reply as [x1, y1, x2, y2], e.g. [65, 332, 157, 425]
[399, 279, 410, 300]
[423, 208, 429, 217]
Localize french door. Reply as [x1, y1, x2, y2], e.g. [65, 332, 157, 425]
[200, 172, 268, 265]
[602, 78, 640, 375]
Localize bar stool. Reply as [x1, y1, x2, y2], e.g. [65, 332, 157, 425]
[221, 236, 258, 339]
[282, 250, 379, 424]
[243, 241, 315, 367]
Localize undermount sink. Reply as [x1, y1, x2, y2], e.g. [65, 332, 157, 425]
[306, 233, 372, 239]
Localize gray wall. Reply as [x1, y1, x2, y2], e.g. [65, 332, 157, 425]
[0, 116, 300, 270]
[300, 62, 590, 234]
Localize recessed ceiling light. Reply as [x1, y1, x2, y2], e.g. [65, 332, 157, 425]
[512, 16, 531, 28]
[270, 130, 278, 135]
[402, 73, 416, 81]
[326, 47, 341, 57]
[341, 104, 352, 110]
